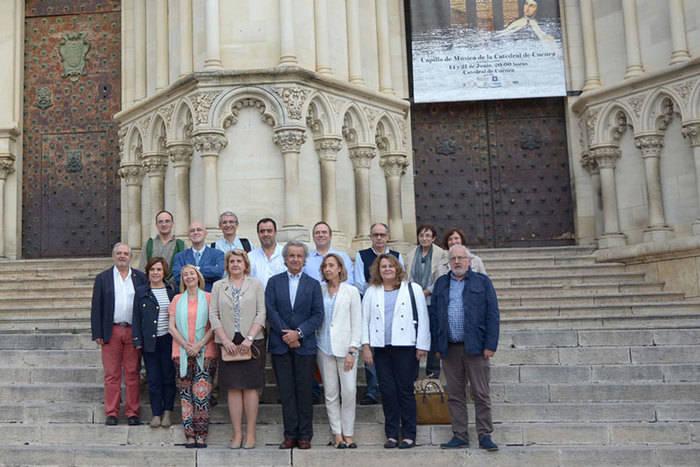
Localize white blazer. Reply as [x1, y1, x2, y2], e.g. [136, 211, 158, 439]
[361, 281, 431, 351]
[319, 282, 362, 357]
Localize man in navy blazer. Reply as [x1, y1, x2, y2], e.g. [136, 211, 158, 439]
[431, 244, 500, 452]
[91, 243, 148, 426]
[265, 240, 323, 450]
[171, 222, 225, 291]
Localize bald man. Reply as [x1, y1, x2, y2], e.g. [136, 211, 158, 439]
[171, 222, 225, 292]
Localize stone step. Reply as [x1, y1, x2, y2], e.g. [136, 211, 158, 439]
[479, 255, 598, 268]
[500, 314, 700, 330]
[0, 287, 93, 299]
[0, 278, 96, 290]
[498, 291, 685, 307]
[0, 298, 90, 310]
[499, 301, 700, 318]
[487, 264, 627, 277]
[473, 245, 597, 259]
[5, 445, 697, 467]
[490, 271, 647, 287]
[2, 421, 697, 448]
[4, 401, 699, 425]
[494, 281, 666, 296]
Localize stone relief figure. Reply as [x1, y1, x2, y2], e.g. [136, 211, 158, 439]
[494, 0, 554, 41]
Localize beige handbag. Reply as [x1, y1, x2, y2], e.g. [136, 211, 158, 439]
[220, 343, 259, 362]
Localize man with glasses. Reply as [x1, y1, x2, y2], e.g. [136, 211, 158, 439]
[353, 222, 404, 405]
[431, 244, 500, 451]
[211, 211, 253, 253]
[172, 222, 225, 292]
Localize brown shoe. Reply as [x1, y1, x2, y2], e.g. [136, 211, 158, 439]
[279, 438, 297, 449]
[161, 410, 173, 428]
[297, 439, 311, 449]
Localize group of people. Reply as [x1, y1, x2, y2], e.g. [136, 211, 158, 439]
[90, 209, 500, 452]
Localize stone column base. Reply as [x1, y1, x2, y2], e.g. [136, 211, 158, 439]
[598, 233, 627, 249]
[643, 226, 673, 243]
[278, 225, 309, 243]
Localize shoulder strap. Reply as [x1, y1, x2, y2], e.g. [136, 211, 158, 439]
[210, 242, 216, 249]
[146, 237, 153, 259]
[241, 238, 252, 252]
[407, 281, 418, 333]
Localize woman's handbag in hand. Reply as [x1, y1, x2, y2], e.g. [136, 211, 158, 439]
[220, 342, 260, 362]
[414, 378, 451, 424]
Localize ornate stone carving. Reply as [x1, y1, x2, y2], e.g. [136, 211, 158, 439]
[682, 122, 700, 147]
[224, 98, 275, 128]
[349, 145, 376, 169]
[273, 128, 307, 153]
[190, 91, 221, 125]
[635, 134, 664, 158]
[138, 114, 153, 138]
[393, 115, 408, 148]
[142, 153, 168, 176]
[363, 106, 379, 127]
[580, 151, 598, 173]
[158, 103, 176, 127]
[585, 107, 601, 145]
[590, 145, 621, 169]
[118, 162, 143, 185]
[625, 95, 644, 118]
[314, 136, 342, 161]
[59, 32, 90, 81]
[342, 113, 357, 144]
[379, 154, 409, 177]
[167, 142, 194, 168]
[0, 156, 16, 180]
[326, 95, 347, 114]
[36, 87, 53, 110]
[193, 132, 228, 155]
[672, 79, 697, 105]
[273, 87, 309, 121]
[118, 126, 128, 156]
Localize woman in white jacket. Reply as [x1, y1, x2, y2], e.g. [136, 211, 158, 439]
[361, 254, 430, 450]
[316, 253, 362, 449]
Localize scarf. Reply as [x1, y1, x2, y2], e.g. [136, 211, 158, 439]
[175, 289, 208, 378]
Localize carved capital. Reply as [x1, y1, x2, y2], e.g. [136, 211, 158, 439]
[118, 162, 143, 185]
[190, 91, 221, 126]
[379, 154, 409, 177]
[167, 141, 194, 168]
[0, 156, 16, 180]
[193, 131, 228, 156]
[314, 136, 343, 161]
[682, 121, 700, 147]
[349, 145, 377, 169]
[273, 127, 307, 153]
[590, 145, 621, 169]
[273, 87, 309, 121]
[580, 151, 599, 174]
[142, 152, 168, 177]
[634, 133, 664, 159]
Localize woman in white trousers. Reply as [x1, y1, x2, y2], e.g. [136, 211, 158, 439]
[316, 253, 362, 448]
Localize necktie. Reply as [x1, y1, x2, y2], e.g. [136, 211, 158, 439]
[194, 250, 201, 267]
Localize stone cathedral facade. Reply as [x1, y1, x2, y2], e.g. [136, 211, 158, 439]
[1, 1, 700, 297]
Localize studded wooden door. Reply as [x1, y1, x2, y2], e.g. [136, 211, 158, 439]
[412, 98, 574, 248]
[22, 1, 121, 258]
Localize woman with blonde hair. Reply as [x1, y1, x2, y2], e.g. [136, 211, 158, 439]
[168, 264, 217, 448]
[361, 254, 430, 449]
[209, 249, 266, 449]
[316, 253, 362, 449]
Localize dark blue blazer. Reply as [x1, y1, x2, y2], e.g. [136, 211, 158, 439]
[431, 269, 499, 356]
[172, 246, 225, 292]
[91, 267, 148, 344]
[265, 271, 323, 356]
[131, 284, 176, 352]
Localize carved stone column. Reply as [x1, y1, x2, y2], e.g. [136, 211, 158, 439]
[682, 121, 700, 234]
[581, 151, 603, 239]
[118, 162, 144, 249]
[167, 141, 194, 237]
[314, 136, 343, 230]
[134, 0, 147, 100]
[0, 156, 15, 257]
[346, 0, 364, 85]
[375, 0, 394, 94]
[380, 154, 408, 242]
[179, 0, 193, 76]
[580, 0, 602, 91]
[669, 0, 691, 65]
[155, 0, 169, 90]
[274, 126, 307, 240]
[142, 152, 169, 237]
[314, 0, 332, 75]
[622, 0, 645, 79]
[279, 0, 298, 66]
[590, 145, 626, 248]
[635, 133, 673, 241]
[204, 0, 223, 70]
[349, 144, 376, 237]
[193, 129, 228, 230]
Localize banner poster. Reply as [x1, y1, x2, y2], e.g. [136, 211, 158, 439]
[410, 0, 567, 103]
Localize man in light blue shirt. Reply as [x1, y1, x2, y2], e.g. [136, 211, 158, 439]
[212, 211, 253, 253]
[303, 221, 354, 286]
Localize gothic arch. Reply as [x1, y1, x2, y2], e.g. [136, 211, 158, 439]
[375, 114, 402, 153]
[171, 100, 194, 140]
[213, 87, 282, 129]
[124, 126, 143, 163]
[341, 104, 370, 145]
[685, 80, 700, 122]
[639, 88, 685, 133]
[593, 102, 636, 146]
[305, 92, 337, 136]
[145, 114, 168, 153]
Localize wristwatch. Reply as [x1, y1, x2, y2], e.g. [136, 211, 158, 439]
[246, 335, 254, 342]
[347, 350, 356, 356]
[296, 328, 304, 339]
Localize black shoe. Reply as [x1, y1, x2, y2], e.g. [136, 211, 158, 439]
[127, 416, 141, 426]
[383, 439, 398, 449]
[105, 416, 118, 426]
[359, 395, 378, 405]
[398, 440, 416, 449]
[196, 442, 207, 448]
[185, 442, 196, 449]
[479, 435, 498, 452]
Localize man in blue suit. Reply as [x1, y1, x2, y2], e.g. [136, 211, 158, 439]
[172, 222, 225, 292]
[265, 240, 323, 450]
[431, 244, 500, 452]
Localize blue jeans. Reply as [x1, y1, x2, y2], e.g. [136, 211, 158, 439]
[142, 334, 176, 416]
[365, 363, 379, 401]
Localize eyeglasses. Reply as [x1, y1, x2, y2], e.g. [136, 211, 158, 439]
[371, 233, 388, 238]
[189, 228, 205, 233]
[450, 256, 469, 262]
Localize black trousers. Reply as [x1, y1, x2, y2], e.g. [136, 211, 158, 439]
[374, 345, 418, 441]
[272, 351, 316, 440]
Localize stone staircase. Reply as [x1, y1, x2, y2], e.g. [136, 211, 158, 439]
[1, 246, 699, 466]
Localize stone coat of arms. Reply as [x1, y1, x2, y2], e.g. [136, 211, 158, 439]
[59, 32, 90, 81]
